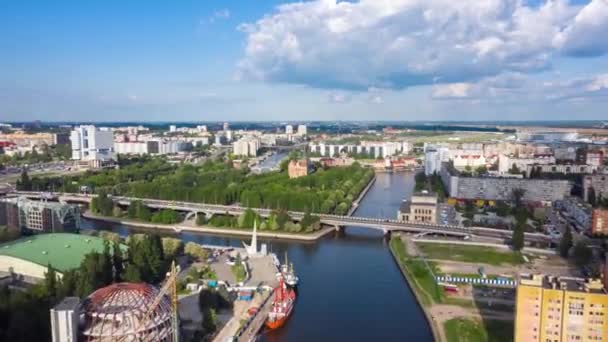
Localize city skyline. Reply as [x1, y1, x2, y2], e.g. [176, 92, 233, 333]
[1, 0, 607, 122]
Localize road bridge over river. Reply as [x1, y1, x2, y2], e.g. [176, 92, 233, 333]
[9, 191, 552, 244]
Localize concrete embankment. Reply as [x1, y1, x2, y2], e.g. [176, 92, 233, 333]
[388, 236, 442, 342]
[82, 212, 335, 241]
[347, 175, 376, 217]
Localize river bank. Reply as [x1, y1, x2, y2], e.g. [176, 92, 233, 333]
[82, 211, 335, 241]
[389, 235, 442, 341]
[347, 174, 376, 216]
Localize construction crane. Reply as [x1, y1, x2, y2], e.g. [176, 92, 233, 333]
[117, 261, 180, 342]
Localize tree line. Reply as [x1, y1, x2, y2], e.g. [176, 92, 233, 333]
[22, 159, 375, 215]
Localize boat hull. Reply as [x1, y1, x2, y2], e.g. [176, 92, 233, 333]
[265, 316, 288, 330]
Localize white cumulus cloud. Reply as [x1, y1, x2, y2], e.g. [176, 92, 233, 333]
[236, 0, 601, 90]
[553, 0, 608, 56]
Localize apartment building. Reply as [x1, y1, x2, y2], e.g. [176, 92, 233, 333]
[514, 274, 608, 342]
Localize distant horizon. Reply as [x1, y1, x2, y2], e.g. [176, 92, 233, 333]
[3, 119, 607, 124]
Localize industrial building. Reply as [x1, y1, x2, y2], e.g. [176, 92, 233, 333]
[514, 274, 608, 342]
[0, 197, 80, 234]
[0, 233, 115, 280]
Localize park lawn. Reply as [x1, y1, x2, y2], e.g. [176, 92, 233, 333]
[416, 243, 526, 266]
[445, 318, 486, 342]
[390, 238, 444, 306]
[445, 318, 512, 342]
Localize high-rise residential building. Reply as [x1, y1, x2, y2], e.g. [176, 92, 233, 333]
[225, 130, 233, 142]
[424, 147, 449, 176]
[197, 125, 207, 132]
[169, 125, 177, 132]
[233, 137, 260, 157]
[584, 174, 608, 202]
[586, 151, 604, 167]
[514, 274, 608, 342]
[297, 124, 307, 136]
[285, 124, 294, 135]
[70, 125, 115, 167]
[223, 122, 229, 131]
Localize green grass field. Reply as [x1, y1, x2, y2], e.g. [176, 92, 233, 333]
[390, 238, 444, 306]
[444, 318, 513, 342]
[412, 132, 506, 144]
[416, 243, 526, 266]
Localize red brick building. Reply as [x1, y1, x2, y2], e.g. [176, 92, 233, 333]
[591, 208, 608, 236]
[288, 159, 309, 179]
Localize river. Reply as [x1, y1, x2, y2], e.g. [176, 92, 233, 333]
[81, 171, 433, 342]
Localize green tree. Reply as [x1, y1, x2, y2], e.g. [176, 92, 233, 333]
[512, 223, 525, 251]
[100, 242, 113, 285]
[587, 187, 597, 207]
[573, 240, 592, 268]
[512, 188, 526, 208]
[122, 264, 142, 282]
[509, 163, 521, 174]
[44, 264, 58, 300]
[475, 166, 487, 176]
[559, 226, 573, 258]
[17, 169, 31, 191]
[202, 308, 217, 335]
[57, 269, 78, 298]
[112, 241, 124, 282]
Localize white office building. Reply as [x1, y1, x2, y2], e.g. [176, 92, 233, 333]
[70, 125, 115, 166]
[297, 125, 307, 136]
[285, 125, 294, 135]
[114, 138, 186, 155]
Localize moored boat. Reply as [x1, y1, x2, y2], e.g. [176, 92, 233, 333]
[281, 252, 299, 287]
[265, 277, 296, 330]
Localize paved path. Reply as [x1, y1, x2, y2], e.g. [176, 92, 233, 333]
[237, 292, 273, 342]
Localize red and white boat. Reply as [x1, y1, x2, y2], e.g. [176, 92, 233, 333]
[265, 276, 296, 330]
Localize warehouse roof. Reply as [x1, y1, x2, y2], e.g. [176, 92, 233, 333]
[0, 233, 114, 272]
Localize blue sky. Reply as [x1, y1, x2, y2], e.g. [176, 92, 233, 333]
[1, 0, 607, 122]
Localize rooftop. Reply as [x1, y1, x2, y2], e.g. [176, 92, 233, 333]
[0, 233, 121, 273]
[519, 274, 606, 294]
